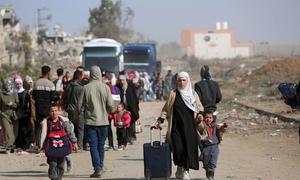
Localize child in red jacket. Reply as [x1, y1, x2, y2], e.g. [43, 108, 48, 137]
[108, 102, 131, 150]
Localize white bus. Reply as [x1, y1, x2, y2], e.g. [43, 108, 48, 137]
[81, 38, 124, 73]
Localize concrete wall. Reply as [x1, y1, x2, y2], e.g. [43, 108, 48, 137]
[194, 32, 251, 59]
[182, 29, 252, 60]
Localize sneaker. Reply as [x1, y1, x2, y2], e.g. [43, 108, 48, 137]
[105, 146, 114, 151]
[117, 146, 123, 151]
[183, 170, 190, 180]
[175, 166, 184, 179]
[89, 171, 101, 178]
[123, 144, 127, 150]
[83, 143, 90, 151]
[206, 170, 214, 180]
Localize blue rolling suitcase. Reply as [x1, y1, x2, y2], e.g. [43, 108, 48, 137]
[143, 126, 172, 180]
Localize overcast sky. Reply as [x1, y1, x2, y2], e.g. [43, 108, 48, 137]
[1, 0, 300, 44]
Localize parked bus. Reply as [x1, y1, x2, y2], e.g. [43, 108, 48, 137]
[81, 38, 124, 73]
[123, 43, 160, 74]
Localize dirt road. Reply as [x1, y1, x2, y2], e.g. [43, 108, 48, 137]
[0, 101, 299, 180]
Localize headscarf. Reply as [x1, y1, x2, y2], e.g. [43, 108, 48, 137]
[13, 77, 25, 93]
[129, 71, 135, 81]
[142, 72, 151, 91]
[200, 65, 211, 80]
[111, 73, 117, 86]
[2, 79, 12, 95]
[25, 75, 33, 84]
[177, 72, 199, 113]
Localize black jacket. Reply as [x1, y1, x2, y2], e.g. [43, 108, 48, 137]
[118, 81, 140, 122]
[194, 79, 222, 112]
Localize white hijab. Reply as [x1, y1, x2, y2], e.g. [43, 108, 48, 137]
[13, 78, 25, 94]
[177, 72, 199, 113]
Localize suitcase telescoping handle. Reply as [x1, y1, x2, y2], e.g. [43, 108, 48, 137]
[150, 126, 162, 147]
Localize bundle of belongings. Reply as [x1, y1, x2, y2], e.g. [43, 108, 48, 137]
[278, 82, 300, 110]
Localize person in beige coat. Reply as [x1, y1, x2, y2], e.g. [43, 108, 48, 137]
[156, 71, 204, 180]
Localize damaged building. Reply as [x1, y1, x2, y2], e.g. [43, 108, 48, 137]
[181, 22, 253, 60]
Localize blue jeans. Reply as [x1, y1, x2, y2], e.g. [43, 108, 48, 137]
[202, 144, 219, 172]
[86, 125, 108, 172]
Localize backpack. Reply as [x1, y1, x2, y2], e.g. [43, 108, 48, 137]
[43, 119, 72, 157]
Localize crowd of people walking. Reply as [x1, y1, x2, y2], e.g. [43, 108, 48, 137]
[0, 64, 223, 180]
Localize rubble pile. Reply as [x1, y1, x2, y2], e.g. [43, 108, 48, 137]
[33, 41, 83, 71]
[247, 58, 300, 82]
[217, 101, 298, 136]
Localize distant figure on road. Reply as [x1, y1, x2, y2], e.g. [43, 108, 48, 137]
[24, 76, 36, 146]
[63, 70, 85, 150]
[13, 76, 31, 150]
[105, 72, 121, 150]
[117, 74, 140, 144]
[77, 65, 114, 178]
[156, 71, 204, 179]
[194, 65, 222, 119]
[0, 79, 19, 153]
[53, 68, 64, 93]
[33, 65, 59, 148]
[163, 70, 173, 100]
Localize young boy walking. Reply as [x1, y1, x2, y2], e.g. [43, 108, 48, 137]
[40, 105, 78, 179]
[199, 111, 220, 180]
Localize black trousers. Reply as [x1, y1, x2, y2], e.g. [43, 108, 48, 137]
[107, 120, 114, 147]
[127, 121, 136, 142]
[35, 113, 48, 147]
[116, 128, 128, 146]
[47, 156, 65, 180]
[68, 111, 86, 149]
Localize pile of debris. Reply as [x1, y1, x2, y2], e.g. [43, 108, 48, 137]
[218, 101, 298, 136]
[247, 58, 300, 82]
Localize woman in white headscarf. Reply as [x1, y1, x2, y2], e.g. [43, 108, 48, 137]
[13, 77, 31, 149]
[156, 72, 204, 179]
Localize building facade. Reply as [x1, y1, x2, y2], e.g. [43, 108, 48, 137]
[181, 22, 253, 59]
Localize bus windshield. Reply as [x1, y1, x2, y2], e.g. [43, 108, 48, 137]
[84, 56, 119, 73]
[124, 50, 150, 64]
[84, 47, 117, 57]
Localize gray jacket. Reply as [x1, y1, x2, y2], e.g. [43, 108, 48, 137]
[77, 66, 114, 126]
